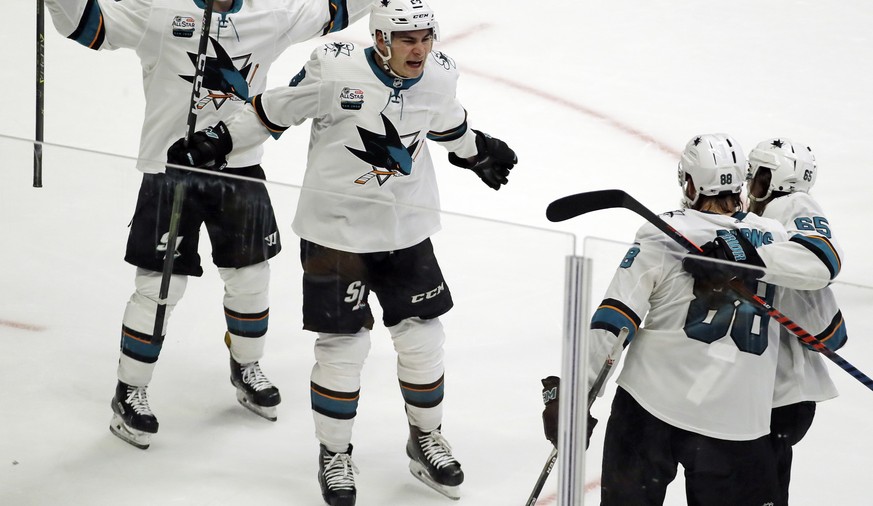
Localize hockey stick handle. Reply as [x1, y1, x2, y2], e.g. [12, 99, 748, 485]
[728, 280, 873, 390]
[185, 0, 215, 142]
[525, 328, 629, 505]
[547, 190, 873, 392]
[34, 0, 45, 188]
[525, 448, 557, 506]
[151, 184, 186, 342]
[151, 0, 215, 343]
[587, 328, 628, 408]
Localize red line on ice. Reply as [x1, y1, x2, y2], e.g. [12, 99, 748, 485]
[536, 476, 602, 505]
[0, 319, 46, 332]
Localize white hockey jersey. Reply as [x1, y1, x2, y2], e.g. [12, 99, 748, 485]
[226, 44, 480, 253]
[45, 0, 370, 172]
[761, 192, 844, 407]
[588, 209, 790, 441]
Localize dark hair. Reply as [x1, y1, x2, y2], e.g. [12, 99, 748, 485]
[747, 167, 789, 215]
[694, 192, 743, 214]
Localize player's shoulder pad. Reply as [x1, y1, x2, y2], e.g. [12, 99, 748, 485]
[784, 191, 826, 216]
[740, 211, 786, 233]
[302, 41, 361, 82]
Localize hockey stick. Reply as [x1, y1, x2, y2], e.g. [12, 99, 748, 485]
[526, 449, 557, 506]
[525, 328, 629, 506]
[151, 0, 216, 343]
[34, 0, 45, 188]
[547, 189, 873, 392]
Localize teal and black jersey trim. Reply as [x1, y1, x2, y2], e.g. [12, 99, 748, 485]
[249, 94, 287, 140]
[69, 0, 106, 50]
[790, 234, 841, 279]
[591, 298, 641, 342]
[812, 310, 848, 352]
[364, 47, 423, 91]
[428, 111, 468, 143]
[120, 325, 162, 364]
[224, 307, 269, 338]
[194, 0, 242, 13]
[323, 0, 351, 35]
[399, 375, 445, 409]
[311, 382, 359, 420]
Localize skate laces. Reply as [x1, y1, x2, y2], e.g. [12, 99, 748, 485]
[240, 361, 274, 391]
[124, 385, 154, 416]
[323, 451, 359, 491]
[418, 430, 458, 469]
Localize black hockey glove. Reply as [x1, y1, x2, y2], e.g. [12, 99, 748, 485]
[682, 232, 765, 287]
[541, 376, 597, 449]
[166, 121, 233, 173]
[448, 129, 517, 190]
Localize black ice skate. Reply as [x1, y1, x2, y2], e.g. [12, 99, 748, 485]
[230, 357, 281, 421]
[109, 381, 159, 450]
[318, 444, 358, 506]
[406, 425, 464, 500]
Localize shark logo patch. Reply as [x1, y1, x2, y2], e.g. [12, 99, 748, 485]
[324, 42, 354, 58]
[179, 37, 257, 110]
[347, 114, 421, 186]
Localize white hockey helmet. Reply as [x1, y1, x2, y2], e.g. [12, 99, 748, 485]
[369, 0, 440, 49]
[677, 133, 746, 208]
[747, 138, 817, 200]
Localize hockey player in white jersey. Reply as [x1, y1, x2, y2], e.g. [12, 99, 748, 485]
[746, 138, 846, 506]
[45, 0, 371, 450]
[544, 134, 793, 505]
[166, 1, 518, 504]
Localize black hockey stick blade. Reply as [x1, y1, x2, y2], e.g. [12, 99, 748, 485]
[546, 189, 631, 222]
[547, 190, 703, 253]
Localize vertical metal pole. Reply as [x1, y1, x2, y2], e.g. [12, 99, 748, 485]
[557, 255, 593, 506]
[34, 0, 45, 188]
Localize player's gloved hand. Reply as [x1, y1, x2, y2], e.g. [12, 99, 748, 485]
[166, 121, 233, 174]
[541, 376, 597, 449]
[448, 129, 517, 190]
[682, 232, 765, 286]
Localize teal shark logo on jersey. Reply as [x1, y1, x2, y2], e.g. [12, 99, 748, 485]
[180, 37, 254, 109]
[347, 114, 420, 186]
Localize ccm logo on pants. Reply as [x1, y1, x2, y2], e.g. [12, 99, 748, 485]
[411, 283, 445, 303]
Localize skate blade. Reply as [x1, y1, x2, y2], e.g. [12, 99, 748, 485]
[236, 389, 278, 422]
[408, 460, 460, 500]
[109, 414, 151, 450]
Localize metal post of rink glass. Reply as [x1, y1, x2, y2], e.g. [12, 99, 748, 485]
[557, 255, 593, 506]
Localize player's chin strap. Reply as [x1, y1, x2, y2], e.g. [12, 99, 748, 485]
[375, 45, 410, 81]
[747, 190, 771, 203]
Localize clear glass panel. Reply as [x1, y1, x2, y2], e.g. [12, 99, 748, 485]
[0, 133, 574, 505]
[4, 132, 870, 504]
